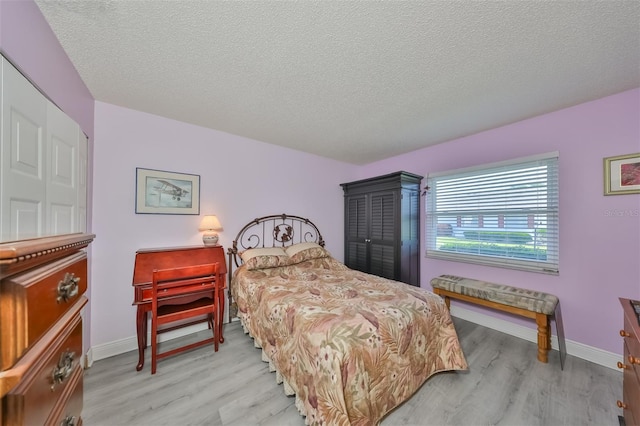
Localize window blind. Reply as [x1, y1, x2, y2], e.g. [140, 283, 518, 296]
[426, 152, 559, 274]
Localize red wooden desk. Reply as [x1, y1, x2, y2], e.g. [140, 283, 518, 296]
[131, 245, 227, 371]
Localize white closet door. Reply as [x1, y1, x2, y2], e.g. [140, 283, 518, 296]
[0, 57, 47, 241]
[78, 132, 88, 233]
[46, 101, 79, 236]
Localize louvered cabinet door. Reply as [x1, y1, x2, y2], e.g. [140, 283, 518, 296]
[399, 188, 420, 286]
[368, 191, 397, 280]
[345, 194, 368, 273]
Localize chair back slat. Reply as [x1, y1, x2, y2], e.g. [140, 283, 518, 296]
[150, 262, 220, 374]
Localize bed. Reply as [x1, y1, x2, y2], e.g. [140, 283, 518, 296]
[227, 214, 467, 425]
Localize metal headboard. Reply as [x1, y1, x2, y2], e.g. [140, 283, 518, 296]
[226, 213, 325, 320]
[227, 213, 325, 268]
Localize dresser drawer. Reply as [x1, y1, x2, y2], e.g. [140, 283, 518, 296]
[1, 251, 87, 370]
[623, 339, 640, 426]
[624, 314, 640, 353]
[47, 365, 83, 426]
[620, 298, 640, 426]
[2, 315, 83, 425]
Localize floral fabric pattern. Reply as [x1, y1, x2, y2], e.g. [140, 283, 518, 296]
[240, 247, 291, 270]
[287, 245, 331, 265]
[232, 257, 468, 425]
[243, 254, 291, 270]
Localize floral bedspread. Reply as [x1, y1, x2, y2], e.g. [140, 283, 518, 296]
[232, 256, 468, 425]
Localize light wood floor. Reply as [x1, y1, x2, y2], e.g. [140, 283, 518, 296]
[82, 318, 622, 425]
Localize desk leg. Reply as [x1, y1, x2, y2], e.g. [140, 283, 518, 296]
[218, 289, 225, 343]
[136, 306, 147, 371]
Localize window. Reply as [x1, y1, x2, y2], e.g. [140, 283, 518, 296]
[425, 152, 559, 274]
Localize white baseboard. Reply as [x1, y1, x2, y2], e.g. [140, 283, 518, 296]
[451, 305, 621, 370]
[88, 322, 210, 364]
[88, 307, 621, 371]
[85, 347, 94, 368]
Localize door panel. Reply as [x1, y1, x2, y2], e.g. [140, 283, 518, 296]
[1, 58, 47, 241]
[369, 191, 397, 278]
[369, 244, 395, 280]
[346, 195, 367, 239]
[346, 241, 367, 272]
[345, 195, 368, 272]
[369, 191, 396, 242]
[46, 102, 78, 235]
[78, 133, 88, 232]
[10, 199, 41, 240]
[401, 189, 420, 285]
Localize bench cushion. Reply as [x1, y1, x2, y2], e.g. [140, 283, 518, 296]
[430, 275, 558, 315]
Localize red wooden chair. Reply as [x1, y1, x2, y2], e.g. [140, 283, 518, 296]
[151, 263, 220, 374]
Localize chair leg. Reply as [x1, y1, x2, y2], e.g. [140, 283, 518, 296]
[211, 312, 218, 352]
[151, 313, 158, 374]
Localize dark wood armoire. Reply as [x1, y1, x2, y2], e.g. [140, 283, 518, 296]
[341, 171, 422, 287]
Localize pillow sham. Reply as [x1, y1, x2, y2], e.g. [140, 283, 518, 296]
[240, 247, 290, 270]
[285, 242, 331, 264]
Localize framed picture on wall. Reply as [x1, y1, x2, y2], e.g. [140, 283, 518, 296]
[604, 153, 640, 195]
[135, 168, 200, 214]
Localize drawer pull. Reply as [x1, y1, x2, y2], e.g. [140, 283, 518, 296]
[51, 350, 75, 390]
[617, 361, 630, 370]
[620, 330, 631, 337]
[617, 400, 628, 409]
[57, 273, 80, 303]
[60, 415, 76, 426]
[628, 355, 640, 365]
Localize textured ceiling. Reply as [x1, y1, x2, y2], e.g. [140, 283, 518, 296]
[35, 1, 640, 165]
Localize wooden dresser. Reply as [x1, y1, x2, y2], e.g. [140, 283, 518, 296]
[619, 297, 640, 426]
[0, 233, 94, 425]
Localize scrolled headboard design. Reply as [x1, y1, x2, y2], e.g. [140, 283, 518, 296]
[227, 213, 325, 268]
[226, 213, 325, 321]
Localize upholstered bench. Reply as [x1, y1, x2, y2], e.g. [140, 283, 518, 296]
[431, 274, 565, 368]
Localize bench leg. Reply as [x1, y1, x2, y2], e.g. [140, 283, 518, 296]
[536, 313, 551, 363]
[442, 295, 451, 309]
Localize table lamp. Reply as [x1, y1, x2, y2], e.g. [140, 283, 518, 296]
[199, 215, 223, 246]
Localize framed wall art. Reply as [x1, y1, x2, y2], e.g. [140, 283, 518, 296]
[135, 168, 200, 214]
[604, 153, 640, 195]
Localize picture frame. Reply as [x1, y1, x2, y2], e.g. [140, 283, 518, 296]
[604, 153, 640, 195]
[135, 168, 200, 214]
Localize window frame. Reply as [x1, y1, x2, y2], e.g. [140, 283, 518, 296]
[425, 152, 559, 275]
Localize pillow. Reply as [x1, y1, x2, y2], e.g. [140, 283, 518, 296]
[285, 242, 330, 264]
[240, 247, 290, 270]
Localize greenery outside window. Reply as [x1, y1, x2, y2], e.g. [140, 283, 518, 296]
[425, 152, 559, 274]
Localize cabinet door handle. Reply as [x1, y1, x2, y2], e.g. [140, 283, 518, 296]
[57, 273, 80, 303]
[628, 355, 640, 365]
[365, 239, 371, 243]
[51, 350, 75, 390]
[617, 400, 628, 409]
[620, 329, 631, 337]
[618, 361, 629, 370]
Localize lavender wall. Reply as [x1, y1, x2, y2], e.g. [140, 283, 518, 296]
[90, 102, 353, 346]
[0, 0, 94, 139]
[360, 88, 640, 355]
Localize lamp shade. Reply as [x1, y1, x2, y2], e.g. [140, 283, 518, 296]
[199, 215, 222, 231]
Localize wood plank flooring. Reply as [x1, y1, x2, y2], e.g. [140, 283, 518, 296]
[82, 318, 622, 425]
